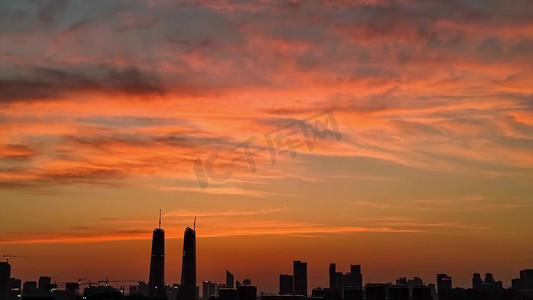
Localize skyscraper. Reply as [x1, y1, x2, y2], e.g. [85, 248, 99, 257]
[293, 261, 307, 297]
[202, 281, 217, 300]
[38, 277, 51, 294]
[149, 210, 165, 298]
[177, 225, 196, 300]
[0, 262, 10, 300]
[472, 273, 482, 290]
[520, 269, 533, 289]
[225, 271, 234, 289]
[350, 265, 362, 288]
[329, 264, 336, 289]
[436, 274, 452, 294]
[279, 274, 293, 295]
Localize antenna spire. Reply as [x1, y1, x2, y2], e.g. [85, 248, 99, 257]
[193, 216, 196, 231]
[158, 209, 162, 229]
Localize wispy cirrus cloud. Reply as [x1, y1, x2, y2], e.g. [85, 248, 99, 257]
[163, 207, 287, 218]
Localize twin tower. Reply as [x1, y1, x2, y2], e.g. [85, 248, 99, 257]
[149, 211, 196, 300]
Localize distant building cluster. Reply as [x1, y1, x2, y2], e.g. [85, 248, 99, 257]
[1, 219, 532, 300]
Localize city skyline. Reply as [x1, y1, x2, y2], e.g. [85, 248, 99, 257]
[1, 217, 531, 294]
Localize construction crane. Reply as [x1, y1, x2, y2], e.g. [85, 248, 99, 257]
[97, 277, 141, 287]
[2, 255, 29, 263]
[77, 278, 97, 287]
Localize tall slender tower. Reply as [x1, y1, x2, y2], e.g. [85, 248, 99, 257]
[177, 220, 196, 300]
[329, 263, 336, 289]
[149, 210, 165, 298]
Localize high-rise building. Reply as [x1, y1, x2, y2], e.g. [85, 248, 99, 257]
[149, 211, 166, 298]
[226, 271, 234, 289]
[202, 281, 217, 300]
[472, 273, 482, 290]
[293, 261, 307, 297]
[520, 269, 533, 289]
[329, 264, 336, 289]
[0, 263, 10, 300]
[512, 278, 521, 290]
[177, 226, 196, 300]
[38, 276, 51, 294]
[350, 265, 362, 288]
[9, 278, 21, 298]
[436, 274, 452, 294]
[279, 275, 293, 295]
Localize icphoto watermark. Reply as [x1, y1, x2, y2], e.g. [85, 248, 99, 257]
[193, 110, 342, 190]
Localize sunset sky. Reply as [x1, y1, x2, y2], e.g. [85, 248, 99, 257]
[0, 0, 532, 293]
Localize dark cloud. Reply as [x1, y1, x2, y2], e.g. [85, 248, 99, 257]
[0, 66, 164, 103]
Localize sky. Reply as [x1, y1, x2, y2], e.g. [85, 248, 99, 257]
[0, 0, 532, 293]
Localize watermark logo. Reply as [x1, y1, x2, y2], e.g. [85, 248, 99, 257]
[193, 110, 342, 190]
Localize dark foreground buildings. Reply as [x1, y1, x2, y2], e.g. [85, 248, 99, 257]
[4, 218, 533, 300]
[0, 262, 10, 300]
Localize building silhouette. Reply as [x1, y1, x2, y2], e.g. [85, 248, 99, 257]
[279, 275, 293, 295]
[365, 283, 387, 300]
[0, 262, 10, 300]
[436, 274, 451, 294]
[177, 226, 196, 300]
[329, 264, 336, 290]
[22, 281, 37, 296]
[226, 271, 234, 289]
[9, 278, 21, 299]
[520, 269, 533, 289]
[218, 288, 236, 300]
[149, 211, 166, 298]
[349, 265, 362, 288]
[236, 285, 256, 300]
[293, 261, 307, 297]
[388, 285, 409, 300]
[410, 286, 432, 300]
[312, 287, 341, 300]
[327, 263, 362, 298]
[202, 281, 217, 300]
[38, 276, 52, 294]
[473, 273, 482, 289]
